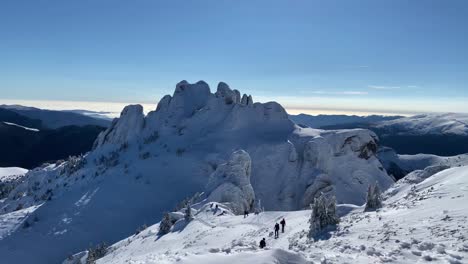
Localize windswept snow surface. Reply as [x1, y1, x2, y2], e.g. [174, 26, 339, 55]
[376, 113, 468, 136]
[91, 166, 468, 264]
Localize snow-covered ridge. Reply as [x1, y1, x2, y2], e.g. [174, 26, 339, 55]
[376, 113, 468, 136]
[0, 167, 28, 180]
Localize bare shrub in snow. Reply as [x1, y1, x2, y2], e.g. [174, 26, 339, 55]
[365, 183, 382, 211]
[61, 155, 87, 175]
[174, 192, 203, 211]
[139, 152, 150, 159]
[135, 224, 148, 235]
[119, 141, 129, 151]
[176, 148, 185, 156]
[158, 212, 172, 235]
[143, 131, 159, 144]
[98, 151, 119, 168]
[22, 220, 31, 229]
[309, 194, 339, 239]
[86, 242, 107, 264]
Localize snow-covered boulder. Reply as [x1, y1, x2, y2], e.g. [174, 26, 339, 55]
[206, 150, 255, 214]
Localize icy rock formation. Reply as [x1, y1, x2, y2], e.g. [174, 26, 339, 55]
[94, 105, 145, 147]
[297, 129, 392, 207]
[215, 82, 240, 104]
[205, 150, 255, 214]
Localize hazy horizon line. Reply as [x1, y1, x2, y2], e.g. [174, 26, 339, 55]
[1, 98, 464, 119]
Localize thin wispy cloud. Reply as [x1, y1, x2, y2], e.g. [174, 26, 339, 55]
[308, 90, 368, 95]
[368, 85, 401, 90]
[368, 85, 420, 90]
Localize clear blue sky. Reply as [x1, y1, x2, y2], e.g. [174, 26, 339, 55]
[1, 0, 467, 115]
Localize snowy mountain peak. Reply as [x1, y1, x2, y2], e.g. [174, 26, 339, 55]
[96, 81, 292, 148]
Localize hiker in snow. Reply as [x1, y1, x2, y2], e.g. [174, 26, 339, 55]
[259, 238, 266, 249]
[280, 218, 286, 233]
[244, 210, 249, 218]
[218, 210, 227, 216]
[274, 223, 280, 238]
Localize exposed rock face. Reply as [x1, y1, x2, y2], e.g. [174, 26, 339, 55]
[91, 81, 391, 209]
[205, 150, 255, 214]
[215, 82, 240, 105]
[295, 129, 392, 207]
[94, 105, 145, 148]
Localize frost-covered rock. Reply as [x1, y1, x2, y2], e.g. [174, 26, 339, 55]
[365, 183, 382, 210]
[94, 105, 145, 147]
[297, 129, 393, 206]
[206, 150, 255, 214]
[215, 82, 240, 104]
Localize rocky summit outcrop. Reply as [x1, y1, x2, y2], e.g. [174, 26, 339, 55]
[94, 105, 145, 147]
[205, 150, 255, 214]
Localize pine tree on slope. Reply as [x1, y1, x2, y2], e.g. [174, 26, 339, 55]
[159, 212, 172, 235]
[365, 183, 382, 211]
[184, 202, 193, 222]
[309, 193, 339, 239]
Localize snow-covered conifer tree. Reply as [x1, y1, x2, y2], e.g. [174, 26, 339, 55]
[184, 203, 193, 222]
[309, 193, 339, 239]
[365, 183, 382, 210]
[158, 213, 172, 235]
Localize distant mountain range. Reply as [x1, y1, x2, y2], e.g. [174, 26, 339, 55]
[289, 114, 403, 128]
[0, 106, 110, 168]
[0, 105, 111, 129]
[290, 113, 468, 156]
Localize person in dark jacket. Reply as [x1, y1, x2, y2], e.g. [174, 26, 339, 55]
[259, 238, 266, 249]
[274, 223, 280, 238]
[244, 210, 249, 218]
[280, 218, 286, 233]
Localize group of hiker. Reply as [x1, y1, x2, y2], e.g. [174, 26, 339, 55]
[211, 204, 287, 249]
[259, 218, 286, 249]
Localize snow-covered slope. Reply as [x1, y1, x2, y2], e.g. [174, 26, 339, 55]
[0, 167, 28, 180]
[377, 146, 468, 179]
[0, 81, 394, 264]
[376, 113, 468, 136]
[84, 165, 468, 264]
